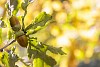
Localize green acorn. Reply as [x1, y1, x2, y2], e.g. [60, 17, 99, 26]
[9, 16, 21, 31]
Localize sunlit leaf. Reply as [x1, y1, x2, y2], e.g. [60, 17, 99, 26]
[25, 12, 52, 31]
[46, 45, 66, 55]
[27, 39, 56, 67]
[33, 58, 44, 67]
[27, 36, 66, 66]
[7, 29, 13, 40]
[28, 47, 56, 67]
[1, 51, 9, 67]
[34, 50, 56, 67]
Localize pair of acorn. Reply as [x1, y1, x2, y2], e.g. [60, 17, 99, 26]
[9, 16, 28, 47]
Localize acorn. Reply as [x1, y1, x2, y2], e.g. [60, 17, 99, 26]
[9, 16, 21, 31]
[16, 34, 28, 47]
[9, 16, 28, 47]
[15, 31, 28, 47]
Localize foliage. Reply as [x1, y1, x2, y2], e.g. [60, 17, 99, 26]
[26, 12, 52, 35]
[1, 47, 18, 67]
[0, 0, 65, 67]
[1, 0, 99, 67]
[28, 38, 65, 66]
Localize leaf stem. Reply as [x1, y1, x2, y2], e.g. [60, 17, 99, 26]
[22, 10, 27, 32]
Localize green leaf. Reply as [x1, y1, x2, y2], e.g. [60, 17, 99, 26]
[0, 18, 7, 28]
[1, 47, 18, 67]
[38, 43, 66, 55]
[21, 2, 28, 11]
[28, 48, 56, 67]
[7, 29, 13, 40]
[27, 37, 66, 67]
[27, 39, 56, 67]
[46, 45, 66, 55]
[8, 52, 18, 67]
[35, 50, 56, 67]
[21, 0, 29, 11]
[33, 58, 44, 67]
[25, 12, 52, 31]
[21, 0, 34, 11]
[0, 20, 5, 28]
[10, 0, 18, 9]
[1, 51, 9, 67]
[7, 0, 19, 15]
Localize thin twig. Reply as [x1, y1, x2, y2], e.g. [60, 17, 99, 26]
[0, 39, 16, 52]
[22, 10, 27, 32]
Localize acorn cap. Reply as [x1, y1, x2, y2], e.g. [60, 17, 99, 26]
[15, 31, 25, 38]
[12, 24, 21, 31]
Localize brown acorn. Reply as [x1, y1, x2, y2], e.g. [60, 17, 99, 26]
[15, 31, 28, 47]
[16, 34, 28, 47]
[9, 16, 21, 31]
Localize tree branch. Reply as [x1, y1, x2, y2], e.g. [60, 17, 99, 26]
[0, 39, 16, 52]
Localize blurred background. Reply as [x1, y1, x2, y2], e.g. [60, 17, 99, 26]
[0, 0, 100, 67]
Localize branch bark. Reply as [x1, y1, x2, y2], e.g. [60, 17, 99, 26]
[0, 39, 16, 52]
